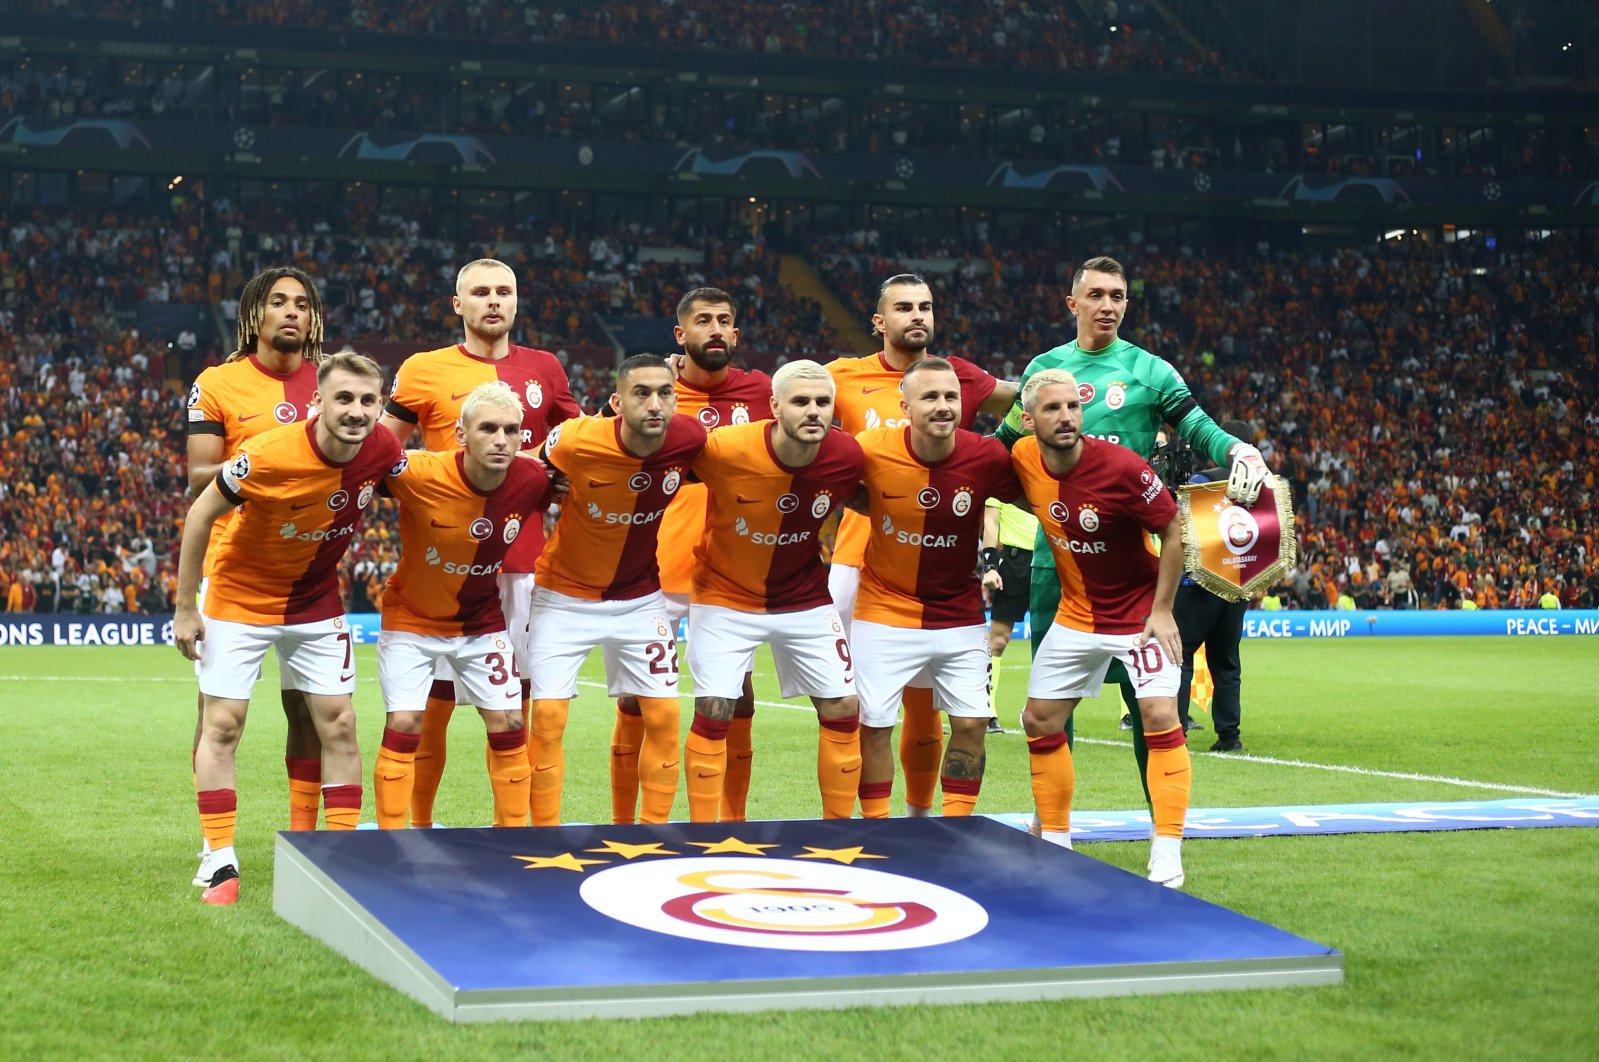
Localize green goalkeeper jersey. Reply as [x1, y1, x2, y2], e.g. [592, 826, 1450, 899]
[996, 337, 1242, 570]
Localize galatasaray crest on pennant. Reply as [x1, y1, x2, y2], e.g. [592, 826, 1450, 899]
[1178, 479, 1296, 602]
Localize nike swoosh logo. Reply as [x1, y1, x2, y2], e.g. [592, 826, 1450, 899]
[588, 479, 613, 488]
[450, 391, 473, 401]
[863, 387, 887, 394]
[663, 679, 678, 687]
[290, 501, 315, 511]
[1137, 680, 1154, 688]
[238, 413, 264, 422]
[695, 771, 719, 779]
[339, 673, 354, 682]
[882, 493, 907, 500]
[1164, 769, 1188, 776]
[843, 676, 854, 684]
[735, 495, 762, 504]
[429, 520, 457, 529]
[841, 764, 860, 774]
[534, 764, 557, 773]
[661, 761, 679, 770]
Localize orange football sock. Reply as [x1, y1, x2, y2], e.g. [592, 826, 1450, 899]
[609, 699, 644, 824]
[636, 696, 681, 824]
[817, 715, 861, 819]
[858, 779, 892, 819]
[720, 714, 754, 822]
[684, 716, 730, 822]
[196, 788, 237, 851]
[899, 687, 942, 810]
[1144, 725, 1192, 839]
[941, 776, 981, 817]
[486, 728, 531, 827]
[410, 685, 455, 827]
[528, 699, 570, 826]
[373, 728, 420, 829]
[1027, 730, 1074, 833]
[285, 757, 321, 831]
[322, 783, 362, 830]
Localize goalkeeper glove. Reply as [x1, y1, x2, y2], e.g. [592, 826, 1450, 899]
[1226, 444, 1272, 505]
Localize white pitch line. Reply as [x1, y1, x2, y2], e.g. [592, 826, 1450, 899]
[1073, 736, 1592, 799]
[10, 675, 1588, 799]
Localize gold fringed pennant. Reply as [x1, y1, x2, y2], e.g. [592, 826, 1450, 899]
[1178, 479, 1296, 603]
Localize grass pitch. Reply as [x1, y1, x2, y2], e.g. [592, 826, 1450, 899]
[1, 636, 1596, 1059]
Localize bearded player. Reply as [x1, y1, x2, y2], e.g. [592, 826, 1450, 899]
[612, 287, 773, 823]
[1011, 368, 1191, 888]
[828, 274, 1018, 816]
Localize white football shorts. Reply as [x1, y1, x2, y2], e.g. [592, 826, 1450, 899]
[687, 602, 853, 701]
[524, 586, 680, 699]
[379, 629, 524, 713]
[197, 614, 357, 700]
[1027, 624, 1180, 701]
[851, 619, 991, 727]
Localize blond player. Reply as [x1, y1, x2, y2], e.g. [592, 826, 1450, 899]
[377, 258, 582, 826]
[374, 382, 555, 828]
[683, 360, 865, 821]
[1011, 369, 1190, 888]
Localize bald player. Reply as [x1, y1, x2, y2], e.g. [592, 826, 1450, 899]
[378, 258, 582, 826]
[828, 274, 1017, 815]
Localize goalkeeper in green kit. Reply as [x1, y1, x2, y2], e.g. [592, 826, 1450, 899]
[992, 256, 1273, 802]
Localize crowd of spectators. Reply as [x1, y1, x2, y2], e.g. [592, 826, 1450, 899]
[0, 196, 839, 615]
[12, 1, 1228, 80]
[3, 195, 1595, 617]
[814, 226, 1599, 610]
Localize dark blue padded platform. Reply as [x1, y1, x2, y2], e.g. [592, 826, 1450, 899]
[274, 817, 1340, 1021]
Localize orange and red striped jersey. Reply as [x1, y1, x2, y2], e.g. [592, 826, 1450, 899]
[691, 422, 864, 613]
[186, 354, 318, 575]
[855, 426, 1020, 630]
[386, 343, 582, 572]
[208, 420, 403, 625]
[656, 367, 774, 595]
[827, 352, 999, 567]
[1012, 436, 1177, 635]
[381, 450, 555, 637]
[535, 414, 707, 601]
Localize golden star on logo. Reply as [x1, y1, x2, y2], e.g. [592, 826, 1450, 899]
[686, 836, 782, 855]
[512, 852, 609, 872]
[584, 840, 680, 859]
[794, 845, 887, 865]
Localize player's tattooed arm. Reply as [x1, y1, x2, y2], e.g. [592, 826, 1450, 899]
[696, 696, 737, 722]
[979, 380, 1019, 416]
[842, 484, 870, 514]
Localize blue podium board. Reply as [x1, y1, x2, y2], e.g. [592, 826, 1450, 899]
[275, 818, 1340, 1021]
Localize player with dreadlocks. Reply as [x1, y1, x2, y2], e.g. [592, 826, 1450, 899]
[183, 266, 330, 884]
